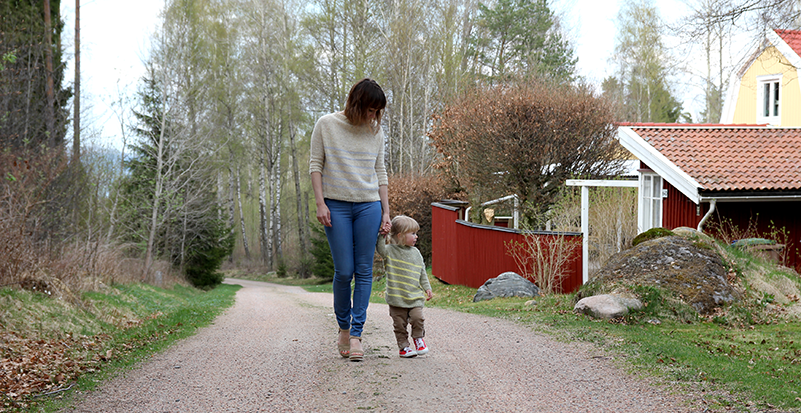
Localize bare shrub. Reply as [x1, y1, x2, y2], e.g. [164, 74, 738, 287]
[0, 149, 67, 287]
[429, 77, 624, 224]
[506, 230, 580, 294]
[0, 149, 166, 298]
[706, 213, 793, 266]
[387, 174, 464, 263]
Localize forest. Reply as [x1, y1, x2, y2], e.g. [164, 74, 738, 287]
[1, 0, 798, 291]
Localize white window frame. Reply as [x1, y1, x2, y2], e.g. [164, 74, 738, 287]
[756, 74, 782, 125]
[638, 173, 663, 232]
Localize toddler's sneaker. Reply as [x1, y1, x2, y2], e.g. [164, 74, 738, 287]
[399, 346, 418, 358]
[414, 337, 428, 355]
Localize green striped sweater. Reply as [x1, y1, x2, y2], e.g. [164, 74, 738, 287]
[375, 237, 431, 308]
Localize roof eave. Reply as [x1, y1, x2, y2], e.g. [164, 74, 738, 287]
[769, 29, 801, 68]
[616, 127, 702, 204]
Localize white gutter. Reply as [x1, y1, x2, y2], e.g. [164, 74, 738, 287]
[697, 199, 717, 232]
[700, 195, 801, 202]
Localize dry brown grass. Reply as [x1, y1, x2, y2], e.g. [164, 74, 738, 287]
[543, 186, 638, 274]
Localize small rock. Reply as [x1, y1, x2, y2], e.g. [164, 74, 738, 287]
[473, 272, 540, 302]
[574, 294, 643, 319]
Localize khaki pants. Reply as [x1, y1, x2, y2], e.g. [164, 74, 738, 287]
[388, 305, 425, 350]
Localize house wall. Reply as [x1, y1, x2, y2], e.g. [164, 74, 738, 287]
[732, 46, 801, 126]
[431, 203, 583, 294]
[657, 181, 801, 271]
[712, 201, 801, 271]
[662, 182, 706, 230]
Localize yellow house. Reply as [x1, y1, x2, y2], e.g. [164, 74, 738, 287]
[721, 29, 801, 126]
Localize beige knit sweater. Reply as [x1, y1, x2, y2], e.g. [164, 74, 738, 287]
[309, 112, 388, 203]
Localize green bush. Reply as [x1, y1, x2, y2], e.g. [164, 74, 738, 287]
[309, 224, 334, 281]
[184, 219, 234, 289]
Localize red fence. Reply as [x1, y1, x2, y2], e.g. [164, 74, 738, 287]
[431, 202, 583, 294]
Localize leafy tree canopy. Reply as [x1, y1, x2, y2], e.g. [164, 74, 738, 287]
[429, 78, 625, 225]
[469, 0, 577, 83]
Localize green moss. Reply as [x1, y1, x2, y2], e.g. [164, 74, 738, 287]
[632, 227, 676, 246]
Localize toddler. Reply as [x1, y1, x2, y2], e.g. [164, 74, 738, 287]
[375, 215, 434, 358]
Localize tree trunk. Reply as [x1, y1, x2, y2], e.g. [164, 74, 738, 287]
[144, 82, 169, 280]
[42, 0, 57, 147]
[73, 0, 80, 163]
[237, 165, 251, 260]
[106, 140, 125, 243]
[289, 118, 307, 260]
[227, 165, 236, 263]
[270, 145, 282, 265]
[258, 153, 270, 266]
[180, 188, 188, 272]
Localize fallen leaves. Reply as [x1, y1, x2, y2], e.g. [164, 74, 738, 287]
[1, 330, 113, 408]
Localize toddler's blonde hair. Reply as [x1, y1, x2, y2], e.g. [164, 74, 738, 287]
[388, 215, 419, 245]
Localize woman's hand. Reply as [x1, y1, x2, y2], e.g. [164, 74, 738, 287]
[379, 212, 391, 234]
[317, 203, 332, 227]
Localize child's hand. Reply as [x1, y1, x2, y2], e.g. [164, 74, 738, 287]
[425, 290, 433, 301]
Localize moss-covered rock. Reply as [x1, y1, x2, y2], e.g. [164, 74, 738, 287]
[581, 236, 739, 315]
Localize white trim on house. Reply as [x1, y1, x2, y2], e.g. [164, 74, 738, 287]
[756, 73, 783, 125]
[565, 179, 639, 285]
[616, 127, 703, 204]
[767, 29, 801, 119]
[767, 29, 801, 68]
[721, 71, 742, 123]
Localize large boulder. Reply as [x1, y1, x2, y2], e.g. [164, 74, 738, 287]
[574, 294, 643, 319]
[585, 236, 738, 314]
[473, 272, 540, 302]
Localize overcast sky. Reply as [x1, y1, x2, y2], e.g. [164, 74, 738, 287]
[59, 0, 717, 150]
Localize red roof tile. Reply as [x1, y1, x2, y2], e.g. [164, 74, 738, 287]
[629, 125, 801, 192]
[775, 29, 801, 57]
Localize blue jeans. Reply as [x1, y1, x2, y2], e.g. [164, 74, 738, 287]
[324, 199, 382, 337]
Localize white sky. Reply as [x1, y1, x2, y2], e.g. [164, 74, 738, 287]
[60, 0, 709, 150]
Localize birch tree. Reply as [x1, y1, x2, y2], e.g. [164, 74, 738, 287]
[124, 0, 232, 282]
[607, 0, 683, 123]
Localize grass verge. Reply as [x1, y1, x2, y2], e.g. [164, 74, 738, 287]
[1, 282, 240, 412]
[420, 278, 801, 412]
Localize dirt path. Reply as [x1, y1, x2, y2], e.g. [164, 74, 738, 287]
[64, 279, 700, 412]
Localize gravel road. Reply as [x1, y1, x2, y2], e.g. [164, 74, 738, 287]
[64, 278, 701, 412]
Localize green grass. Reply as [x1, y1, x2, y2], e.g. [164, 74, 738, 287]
[2, 282, 240, 412]
[417, 277, 801, 412]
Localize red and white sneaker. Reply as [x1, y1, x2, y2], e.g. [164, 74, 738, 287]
[414, 337, 429, 355]
[399, 346, 418, 358]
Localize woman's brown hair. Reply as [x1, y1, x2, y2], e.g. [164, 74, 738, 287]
[344, 78, 387, 128]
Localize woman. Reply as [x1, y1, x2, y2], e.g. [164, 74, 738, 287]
[309, 78, 392, 362]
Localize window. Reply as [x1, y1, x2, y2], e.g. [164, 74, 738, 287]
[639, 173, 662, 232]
[757, 75, 782, 125]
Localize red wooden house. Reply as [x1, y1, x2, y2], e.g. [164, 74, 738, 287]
[617, 124, 801, 271]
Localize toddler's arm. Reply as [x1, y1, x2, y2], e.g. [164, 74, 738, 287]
[375, 233, 388, 258]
